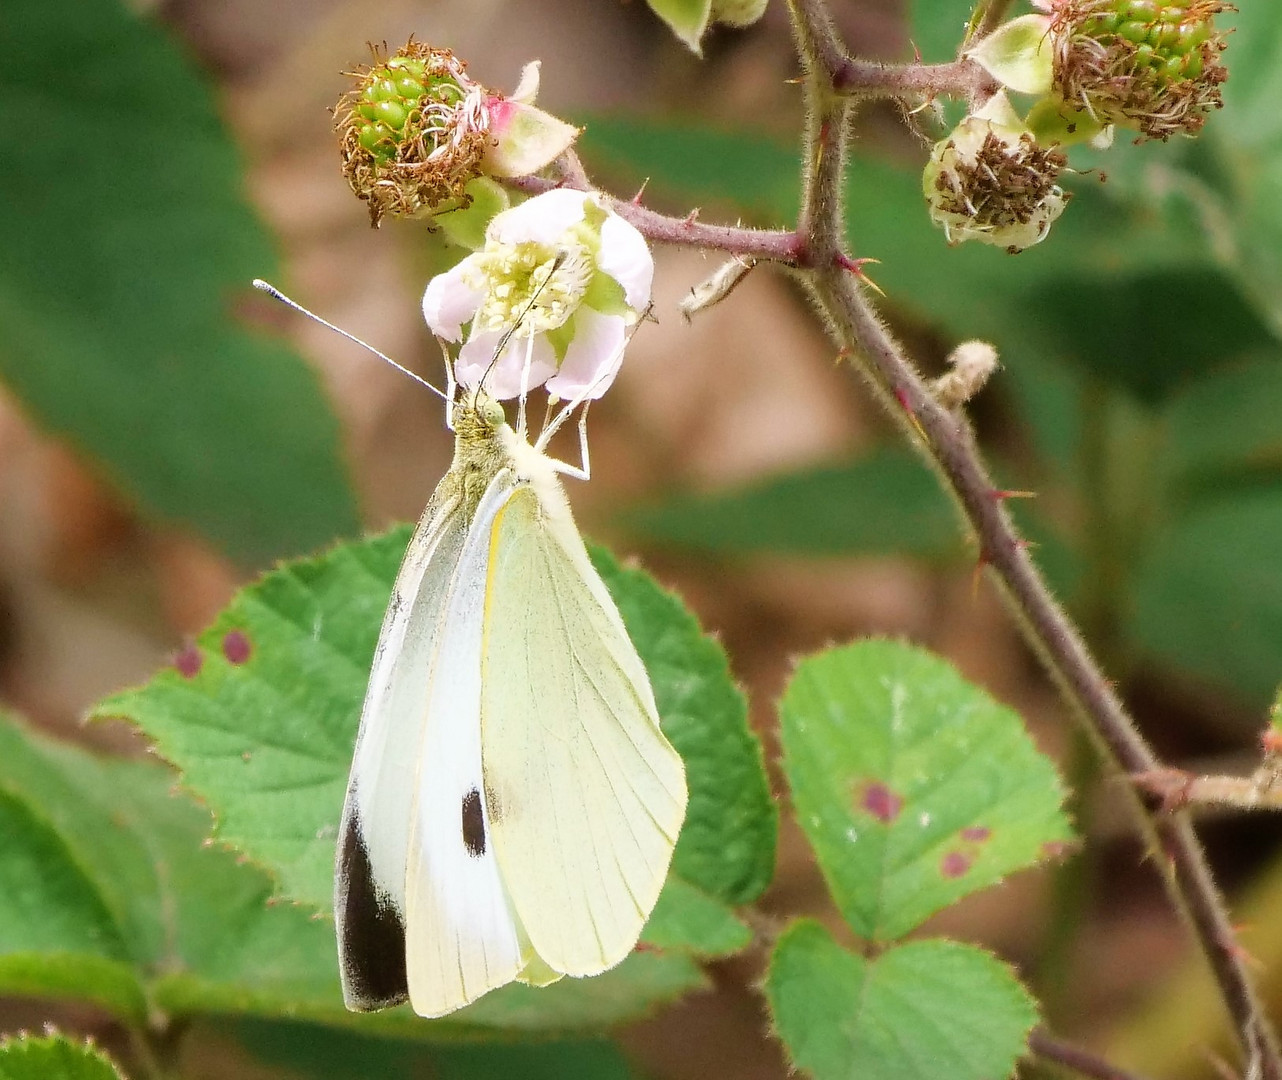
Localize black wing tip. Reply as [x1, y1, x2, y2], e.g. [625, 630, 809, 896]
[335, 808, 409, 1010]
[341, 980, 409, 1013]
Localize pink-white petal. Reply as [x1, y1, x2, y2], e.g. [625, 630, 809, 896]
[488, 189, 594, 246]
[598, 214, 654, 310]
[510, 61, 541, 105]
[456, 328, 558, 400]
[482, 100, 580, 179]
[544, 308, 627, 402]
[422, 258, 485, 342]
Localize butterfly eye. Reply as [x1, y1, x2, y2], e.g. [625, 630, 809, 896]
[481, 397, 507, 428]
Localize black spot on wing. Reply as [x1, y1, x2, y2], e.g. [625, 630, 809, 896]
[462, 788, 486, 857]
[335, 806, 408, 1011]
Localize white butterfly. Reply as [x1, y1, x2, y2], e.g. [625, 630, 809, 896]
[328, 321, 688, 1017]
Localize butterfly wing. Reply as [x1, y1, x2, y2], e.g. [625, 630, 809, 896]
[480, 484, 688, 977]
[399, 467, 532, 1017]
[336, 492, 465, 1011]
[337, 470, 532, 1017]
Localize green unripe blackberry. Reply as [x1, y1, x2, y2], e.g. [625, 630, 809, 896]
[336, 40, 492, 225]
[1047, 0, 1230, 140]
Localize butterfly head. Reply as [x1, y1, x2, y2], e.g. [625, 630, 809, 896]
[451, 390, 510, 457]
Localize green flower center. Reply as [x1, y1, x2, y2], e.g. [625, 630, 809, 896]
[467, 241, 595, 336]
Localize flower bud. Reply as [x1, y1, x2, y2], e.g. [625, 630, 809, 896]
[923, 94, 1070, 253]
[1040, 0, 1230, 140]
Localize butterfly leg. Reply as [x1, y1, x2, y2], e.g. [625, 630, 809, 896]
[551, 402, 592, 481]
[440, 347, 459, 430]
[516, 331, 537, 440]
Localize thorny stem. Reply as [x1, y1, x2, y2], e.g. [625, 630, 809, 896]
[507, 173, 804, 263]
[832, 57, 998, 103]
[790, 0, 998, 102]
[1135, 761, 1282, 813]
[778, 0, 1282, 1076]
[1030, 1029, 1156, 1080]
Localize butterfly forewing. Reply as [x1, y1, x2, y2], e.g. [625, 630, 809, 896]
[336, 493, 466, 1010]
[402, 468, 530, 1017]
[480, 485, 688, 976]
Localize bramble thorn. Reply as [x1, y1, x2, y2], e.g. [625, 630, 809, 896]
[894, 387, 930, 444]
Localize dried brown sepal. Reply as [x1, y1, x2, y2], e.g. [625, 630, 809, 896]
[1048, 0, 1232, 141]
[930, 128, 1070, 253]
[335, 39, 492, 226]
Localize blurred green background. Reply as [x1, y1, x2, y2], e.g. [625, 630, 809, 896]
[1, 0, 1281, 1077]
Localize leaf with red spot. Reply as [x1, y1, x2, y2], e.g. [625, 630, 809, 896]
[778, 639, 1073, 942]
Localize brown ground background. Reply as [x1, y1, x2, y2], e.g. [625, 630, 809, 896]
[1, 1, 1276, 1077]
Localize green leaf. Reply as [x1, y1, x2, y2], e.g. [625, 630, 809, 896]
[642, 878, 752, 957]
[1164, 356, 1282, 483]
[430, 1039, 637, 1080]
[100, 526, 776, 913]
[965, 15, 1053, 96]
[644, 0, 713, 52]
[592, 546, 777, 905]
[1014, 269, 1279, 405]
[158, 949, 706, 1036]
[779, 640, 1073, 941]
[623, 449, 961, 561]
[0, 712, 340, 1022]
[0, 1034, 125, 1080]
[0, 792, 129, 960]
[0, 712, 704, 1032]
[98, 527, 768, 966]
[906, 0, 973, 63]
[766, 920, 1037, 1080]
[455, 952, 707, 1030]
[102, 531, 404, 906]
[1209, 5, 1282, 334]
[581, 118, 798, 225]
[1130, 488, 1282, 707]
[232, 1017, 638, 1080]
[0, 954, 147, 1024]
[0, 0, 358, 564]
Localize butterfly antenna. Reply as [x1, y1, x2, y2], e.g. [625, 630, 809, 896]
[252, 279, 448, 401]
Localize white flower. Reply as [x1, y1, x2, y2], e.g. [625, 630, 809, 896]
[422, 189, 653, 401]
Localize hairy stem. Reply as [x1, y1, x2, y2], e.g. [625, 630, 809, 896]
[790, 0, 998, 101]
[781, 0, 1281, 1075]
[508, 174, 804, 263]
[1030, 1028, 1155, 1080]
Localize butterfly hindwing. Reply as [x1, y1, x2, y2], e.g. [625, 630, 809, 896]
[480, 483, 688, 977]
